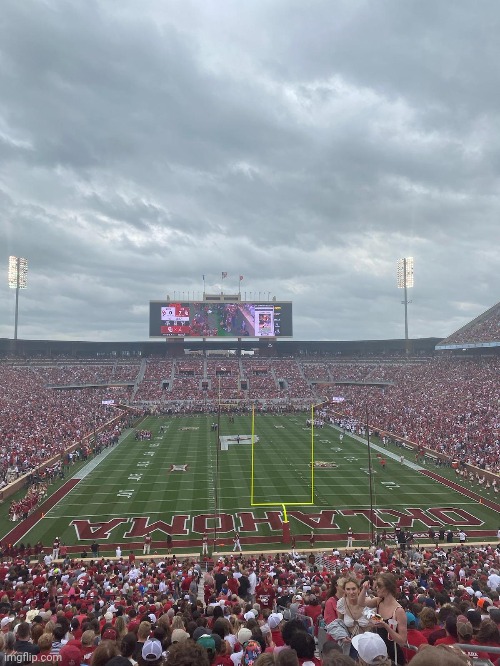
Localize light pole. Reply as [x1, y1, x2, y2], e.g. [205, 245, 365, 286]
[331, 380, 393, 544]
[8, 256, 28, 340]
[397, 257, 414, 355]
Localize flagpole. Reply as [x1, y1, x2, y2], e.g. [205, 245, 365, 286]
[202, 275, 205, 299]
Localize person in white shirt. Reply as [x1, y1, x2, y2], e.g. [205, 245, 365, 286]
[487, 569, 500, 592]
[248, 568, 257, 600]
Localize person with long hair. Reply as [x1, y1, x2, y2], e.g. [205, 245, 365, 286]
[359, 573, 408, 664]
[337, 576, 371, 658]
[324, 578, 343, 630]
[417, 608, 438, 641]
[472, 619, 500, 663]
[90, 640, 120, 666]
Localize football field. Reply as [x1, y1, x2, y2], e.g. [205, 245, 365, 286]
[3, 412, 499, 554]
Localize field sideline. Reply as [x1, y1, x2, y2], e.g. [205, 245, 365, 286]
[2, 412, 499, 554]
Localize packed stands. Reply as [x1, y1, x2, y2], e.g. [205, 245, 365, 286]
[439, 301, 500, 346]
[0, 363, 130, 486]
[1, 354, 499, 479]
[0, 541, 498, 664]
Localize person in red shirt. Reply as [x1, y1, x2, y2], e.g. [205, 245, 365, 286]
[267, 613, 285, 647]
[435, 615, 459, 646]
[418, 607, 439, 641]
[403, 613, 428, 662]
[304, 595, 322, 634]
[226, 573, 239, 597]
[256, 579, 275, 610]
[471, 619, 500, 663]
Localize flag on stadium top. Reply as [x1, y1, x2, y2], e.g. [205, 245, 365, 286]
[222, 271, 228, 279]
[239, 275, 244, 281]
[331, 396, 345, 403]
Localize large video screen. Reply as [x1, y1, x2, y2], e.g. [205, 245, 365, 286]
[149, 301, 293, 338]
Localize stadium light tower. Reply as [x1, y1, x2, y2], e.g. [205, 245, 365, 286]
[397, 257, 414, 355]
[8, 256, 28, 340]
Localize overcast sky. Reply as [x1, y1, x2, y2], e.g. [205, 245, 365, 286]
[1, 0, 498, 343]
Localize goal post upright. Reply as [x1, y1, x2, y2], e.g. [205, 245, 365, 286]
[249, 403, 316, 545]
[310, 403, 315, 504]
[251, 404, 255, 505]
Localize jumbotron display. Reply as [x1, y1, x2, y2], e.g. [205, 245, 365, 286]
[149, 301, 293, 338]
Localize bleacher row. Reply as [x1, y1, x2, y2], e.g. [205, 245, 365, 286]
[1, 355, 499, 484]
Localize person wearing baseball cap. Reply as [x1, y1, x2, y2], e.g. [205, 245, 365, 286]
[141, 639, 163, 664]
[351, 632, 391, 665]
[267, 613, 285, 647]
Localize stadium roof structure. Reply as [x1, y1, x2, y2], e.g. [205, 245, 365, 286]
[0, 336, 442, 359]
[436, 300, 500, 350]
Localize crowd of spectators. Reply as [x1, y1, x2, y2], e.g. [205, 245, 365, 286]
[0, 540, 499, 665]
[1, 353, 499, 496]
[440, 303, 500, 346]
[323, 356, 500, 474]
[0, 364, 130, 484]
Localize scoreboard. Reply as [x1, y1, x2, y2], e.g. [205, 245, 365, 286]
[149, 301, 293, 338]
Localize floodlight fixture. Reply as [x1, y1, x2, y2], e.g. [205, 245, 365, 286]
[8, 256, 28, 289]
[397, 257, 413, 354]
[397, 256, 414, 289]
[8, 256, 28, 340]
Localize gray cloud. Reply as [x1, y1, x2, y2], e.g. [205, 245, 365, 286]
[0, 0, 498, 342]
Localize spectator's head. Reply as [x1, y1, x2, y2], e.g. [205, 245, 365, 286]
[81, 630, 96, 648]
[351, 633, 390, 665]
[52, 624, 66, 642]
[252, 654, 275, 666]
[267, 613, 284, 631]
[164, 641, 210, 665]
[488, 607, 500, 625]
[90, 639, 120, 666]
[321, 654, 356, 666]
[60, 644, 82, 666]
[280, 620, 306, 647]
[170, 629, 189, 644]
[456, 616, 473, 642]
[140, 638, 164, 666]
[15, 622, 31, 640]
[105, 658, 132, 666]
[409, 645, 472, 665]
[37, 633, 53, 652]
[374, 573, 398, 598]
[102, 625, 118, 642]
[120, 632, 137, 659]
[476, 618, 500, 644]
[4, 632, 15, 652]
[289, 631, 315, 660]
[274, 648, 300, 665]
[196, 634, 216, 662]
[138, 621, 152, 641]
[465, 608, 482, 631]
[418, 607, 437, 629]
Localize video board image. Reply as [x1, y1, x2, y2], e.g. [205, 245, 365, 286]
[149, 301, 293, 338]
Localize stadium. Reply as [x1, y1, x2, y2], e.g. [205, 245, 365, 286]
[1, 295, 499, 557]
[1, 291, 499, 665]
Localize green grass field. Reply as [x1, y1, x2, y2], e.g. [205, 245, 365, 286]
[3, 412, 499, 554]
